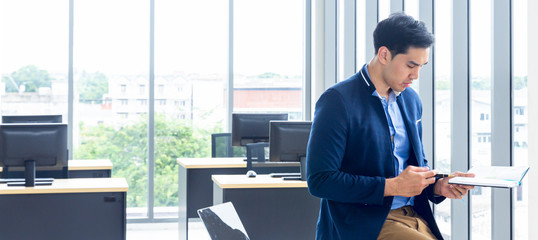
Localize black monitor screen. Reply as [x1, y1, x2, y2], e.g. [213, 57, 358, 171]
[0, 124, 68, 168]
[269, 121, 312, 162]
[2, 115, 62, 123]
[231, 113, 288, 147]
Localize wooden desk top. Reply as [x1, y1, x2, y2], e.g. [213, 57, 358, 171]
[212, 174, 307, 189]
[0, 178, 128, 195]
[178, 157, 246, 168]
[177, 157, 300, 169]
[0, 159, 113, 172]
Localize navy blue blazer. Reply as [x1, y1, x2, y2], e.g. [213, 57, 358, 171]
[306, 65, 445, 240]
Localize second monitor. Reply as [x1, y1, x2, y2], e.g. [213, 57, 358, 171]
[269, 121, 312, 162]
[0, 123, 68, 186]
[231, 113, 288, 147]
[269, 121, 312, 181]
[2, 115, 63, 124]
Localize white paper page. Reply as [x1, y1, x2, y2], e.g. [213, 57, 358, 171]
[448, 165, 529, 188]
[449, 177, 519, 188]
[467, 166, 529, 181]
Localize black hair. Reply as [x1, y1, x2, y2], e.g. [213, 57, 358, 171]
[373, 12, 434, 57]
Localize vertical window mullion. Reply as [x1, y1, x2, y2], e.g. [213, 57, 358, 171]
[340, 0, 356, 80]
[418, 0, 434, 175]
[148, 0, 155, 220]
[304, 0, 312, 120]
[491, 0, 512, 239]
[451, 0, 470, 239]
[68, 0, 74, 160]
[227, 0, 234, 131]
[363, 0, 377, 62]
[390, 0, 404, 13]
[324, 0, 337, 89]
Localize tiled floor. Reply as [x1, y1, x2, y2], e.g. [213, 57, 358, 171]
[127, 220, 210, 240]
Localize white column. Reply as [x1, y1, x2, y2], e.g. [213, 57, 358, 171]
[527, 0, 538, 239]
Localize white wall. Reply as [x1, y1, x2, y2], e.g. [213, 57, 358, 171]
[528, 0, 538, 239]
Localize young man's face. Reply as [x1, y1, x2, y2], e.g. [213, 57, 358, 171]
[381, 47, 429, 93]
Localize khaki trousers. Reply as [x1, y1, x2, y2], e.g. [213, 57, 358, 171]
[377, 206, 437, 240]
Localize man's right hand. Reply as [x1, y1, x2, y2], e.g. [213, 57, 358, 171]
[384, 166, 437, 197]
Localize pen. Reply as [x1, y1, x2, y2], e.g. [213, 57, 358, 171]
[434, 173, 455, 178]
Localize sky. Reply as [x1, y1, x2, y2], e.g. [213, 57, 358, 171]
[0, 0, 529, 79]
[0, 0, 303, 77]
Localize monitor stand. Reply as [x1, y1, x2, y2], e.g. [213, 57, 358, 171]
[280, 156, 307, 181]
[0, 160, 55, 187]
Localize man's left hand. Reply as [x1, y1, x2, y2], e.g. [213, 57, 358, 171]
[433, 172, 475, 199]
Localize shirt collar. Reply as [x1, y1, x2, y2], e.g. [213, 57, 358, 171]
[362, 64, 401, 98]
[372, 89, 398, 104]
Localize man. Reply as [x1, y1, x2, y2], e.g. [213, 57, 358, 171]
[306, 13, 474, 240]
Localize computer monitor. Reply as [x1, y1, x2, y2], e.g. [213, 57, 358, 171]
[2, 115, 63, 123]
[231, 113, 288, 147]
[269, 121, 312, 162]
[0, 123, 68, 186]
[268, 121, 312, 181]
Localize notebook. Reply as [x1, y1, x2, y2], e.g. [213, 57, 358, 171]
[448, 165, 529, 188]
[197, 202, 250, 240]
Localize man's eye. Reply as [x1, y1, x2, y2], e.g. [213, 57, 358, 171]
[408, 65, 414, 68]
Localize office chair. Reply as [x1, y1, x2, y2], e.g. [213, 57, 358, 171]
[198, 202, 250, 240]
[211, 133, 233, 158]
[245, 142, 268, 171]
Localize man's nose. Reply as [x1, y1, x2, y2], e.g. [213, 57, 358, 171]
[410, 67, 420, 80]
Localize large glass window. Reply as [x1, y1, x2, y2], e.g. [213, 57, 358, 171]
[512, 0, 528, 239]
[72, 0, 150, 219]
[404, 0, 419, 19]
[234, 0, 304, 120]
[378, 0, 391, 21]
[337, 0, 348, 82]
[433, 0, 452, 238]
[0, 0, 68, 117]
[356, 0, 366, 68]
[404, 0, 420, 94]
[470, 0, 492, 238]
[153, 0, 228, 218]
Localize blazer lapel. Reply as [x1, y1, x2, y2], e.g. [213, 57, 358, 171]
[396, 94, 423, 166]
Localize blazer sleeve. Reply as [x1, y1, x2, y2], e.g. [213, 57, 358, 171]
[306, 89, 386, 205]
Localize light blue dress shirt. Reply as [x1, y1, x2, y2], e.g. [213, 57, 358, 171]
[364, 67, 414, 209]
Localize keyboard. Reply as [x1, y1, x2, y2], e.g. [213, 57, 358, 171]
[282, 176, 302, 181]
[0, 178, 54, 183]
[269, 173, 301, 178]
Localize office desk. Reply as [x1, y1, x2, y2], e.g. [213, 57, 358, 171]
[0, 159, 113, 178]
[212, 174, 320, 240]
[0, 178, 128, 240]
[178, 157, 300, 240]
[68, 159, 113, 178]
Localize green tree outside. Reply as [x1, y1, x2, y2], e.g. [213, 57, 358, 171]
[74, 114, 213, 207]
[78, 71, 109, 103]
[2, 65, 53, 92]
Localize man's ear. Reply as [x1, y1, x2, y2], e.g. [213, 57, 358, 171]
[378, 46, 392, 65]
